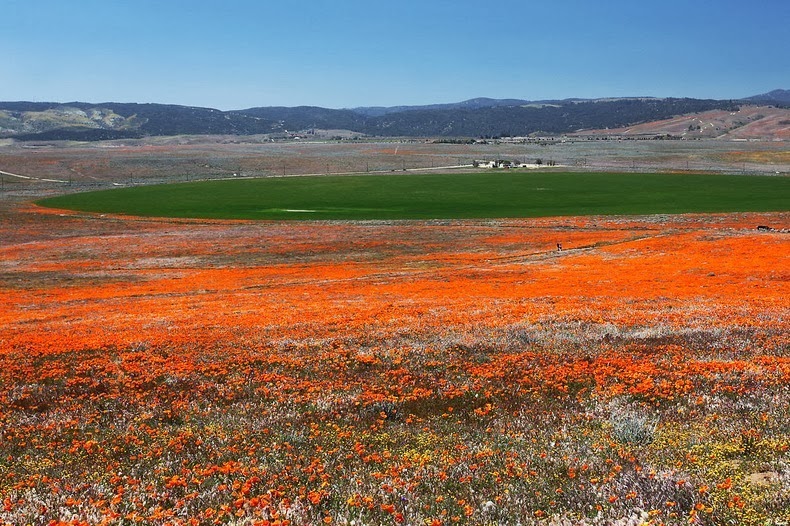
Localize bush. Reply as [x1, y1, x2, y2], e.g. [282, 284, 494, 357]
[609, 405, 659, 445]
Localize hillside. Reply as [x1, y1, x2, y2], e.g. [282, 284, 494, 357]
[0, 102, 275, 141]
[0, 92, 786, 141]
[574, 105, 790, 140]
[356, 98, 737, 137]
[349, 97, 537, 117]
[745, 89, 790, 105]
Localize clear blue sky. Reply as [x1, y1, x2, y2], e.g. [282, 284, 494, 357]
[2, 0, 788, 110]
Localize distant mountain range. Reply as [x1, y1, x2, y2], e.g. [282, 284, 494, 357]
[0, 91, 787, 141]
[349, 97, 555, 117]
[744, 89, 790, 105]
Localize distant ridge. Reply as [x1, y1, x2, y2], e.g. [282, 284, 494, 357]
[744, 89, 790, 105]
[350, 98, 535, 117]
[0, 90, 785, 141]
[348, 96, 661, 117]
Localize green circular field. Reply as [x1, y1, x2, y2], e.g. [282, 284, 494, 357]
[37, 172, 790, 220]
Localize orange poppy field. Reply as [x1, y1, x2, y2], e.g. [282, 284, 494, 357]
[1, 201, 788, 525]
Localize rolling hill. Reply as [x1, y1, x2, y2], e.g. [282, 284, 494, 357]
[0, 91, 786, 141]
[745, 89, 790, 105]
[574, 105, 790, 141]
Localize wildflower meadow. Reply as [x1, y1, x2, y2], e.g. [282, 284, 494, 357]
[1, 205, 788, 525]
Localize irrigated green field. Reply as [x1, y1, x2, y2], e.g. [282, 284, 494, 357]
[37, 171, 790, 220]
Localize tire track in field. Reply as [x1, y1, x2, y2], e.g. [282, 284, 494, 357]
[0, 168, 68, 183]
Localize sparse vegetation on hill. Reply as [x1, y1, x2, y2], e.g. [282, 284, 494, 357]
[0, 102, 275, 140]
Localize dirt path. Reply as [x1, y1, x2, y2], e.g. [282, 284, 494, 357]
[0, 168, 67, 183]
